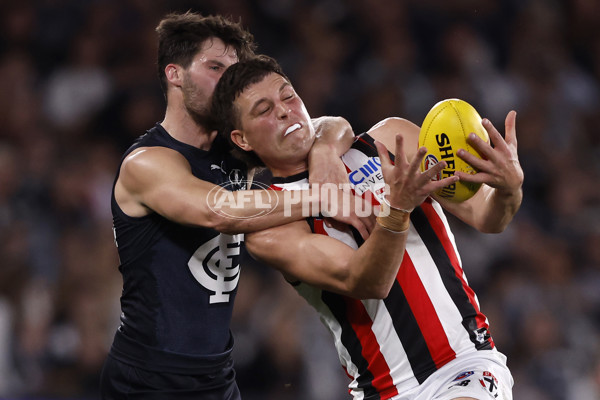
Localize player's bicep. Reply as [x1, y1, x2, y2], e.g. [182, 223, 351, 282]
[119, 147, 219, 226]
[366, 117, 421, 162]
[245, 221, 356, 293]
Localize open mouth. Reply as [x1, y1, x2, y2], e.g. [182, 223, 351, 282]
[284, 123, 301, 137]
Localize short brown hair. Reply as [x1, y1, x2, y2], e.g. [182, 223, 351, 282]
[155, 11, 256, 96]
[211, 55, 289, 169]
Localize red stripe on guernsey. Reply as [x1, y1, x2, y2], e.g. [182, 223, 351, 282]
[343, 298, 398, 399]
[419, 201, 491, 340]
[398, 253, 456, 368]
[362, 189, 379, 207]
[313, 219, 326, 235]
[268, 184, 283, 191]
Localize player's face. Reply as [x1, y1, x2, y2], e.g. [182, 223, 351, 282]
[181, 37, 238, 121]
[232, 72, 315, 175]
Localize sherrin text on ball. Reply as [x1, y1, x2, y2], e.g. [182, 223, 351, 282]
[419, 98, 489, 202]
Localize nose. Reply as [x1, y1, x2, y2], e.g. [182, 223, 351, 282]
[275, 102, 290, 119]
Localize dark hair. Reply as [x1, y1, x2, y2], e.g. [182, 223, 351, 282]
[211, 55, 290, 169]
[155, 11, 256, 97]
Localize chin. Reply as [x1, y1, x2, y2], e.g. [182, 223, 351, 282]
[291, 135, 314, 153]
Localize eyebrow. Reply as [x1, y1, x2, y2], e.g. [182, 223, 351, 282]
[206, 59, 227, 67]
[248, 81, 292, 115]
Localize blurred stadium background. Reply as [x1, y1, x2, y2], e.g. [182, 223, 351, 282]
[1, 0, 599, 399]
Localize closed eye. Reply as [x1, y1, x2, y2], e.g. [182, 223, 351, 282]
[250, 98, 271, 116]
[256, 105, 271, 115]
[281, 89, 295, 101]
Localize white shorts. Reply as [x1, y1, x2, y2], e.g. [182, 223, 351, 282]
[391, 351, 513, 400]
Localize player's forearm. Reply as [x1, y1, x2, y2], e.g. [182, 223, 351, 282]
[310, 116, 354, 157]
[345, 204, 412, 298]
[345, 224, 407, 299]
[474, 186, 523, 233]
[206, 188, 321, 234]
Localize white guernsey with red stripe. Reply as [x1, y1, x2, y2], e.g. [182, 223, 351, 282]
[269, 133, 499, 400]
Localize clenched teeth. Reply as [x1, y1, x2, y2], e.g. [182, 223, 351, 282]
[284, 123, 301, 136]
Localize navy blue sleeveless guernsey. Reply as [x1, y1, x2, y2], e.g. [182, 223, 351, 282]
[108, 124, 247, 374]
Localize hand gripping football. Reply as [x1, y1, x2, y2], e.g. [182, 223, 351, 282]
[419, 98, 489, 202]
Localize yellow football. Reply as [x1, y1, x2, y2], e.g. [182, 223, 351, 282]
[419, 98, 489, 202]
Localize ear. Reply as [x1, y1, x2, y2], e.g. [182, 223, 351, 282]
[165, 64, 182, 87]
[231, 129, 254, 152]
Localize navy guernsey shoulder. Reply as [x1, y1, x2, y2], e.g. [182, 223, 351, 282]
[110, 124, 247, 373]
[118, 124, 246, 187]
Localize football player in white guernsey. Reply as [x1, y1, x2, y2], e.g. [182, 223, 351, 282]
[211, 56, 523, 400]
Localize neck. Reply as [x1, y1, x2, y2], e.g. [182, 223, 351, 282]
[161, 103, 215, 150]
[268, 160, 308, 178]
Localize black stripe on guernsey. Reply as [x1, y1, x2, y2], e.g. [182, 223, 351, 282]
[354, 133, 378, 152]
[350, 133, 382, 248]
[270, 170, 309, 184]
[305, 217, 315, 232]
[350, 225, 365, 247]
[355, 132, 398, 160]
[321, 292, 380, 400]
[383, 278, 438, 384]
[410, 207, 492, 350]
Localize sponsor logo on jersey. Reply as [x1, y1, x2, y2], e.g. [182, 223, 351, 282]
[453, 371, 474, 381]
[229, 168, 245, 190]
[348, 157, 382, 185]
[348, 157, 384, 196]
[474, 327, 490, 344]
[479, 371, 499, 398]
[210, 163, 246, 190]
[210, 163, 226, 173]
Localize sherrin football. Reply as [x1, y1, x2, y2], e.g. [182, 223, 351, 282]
[419, 98, 489, 202]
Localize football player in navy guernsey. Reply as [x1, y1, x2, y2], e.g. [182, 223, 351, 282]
[211, 56, 524, 400]
[100, 12, 378, 400]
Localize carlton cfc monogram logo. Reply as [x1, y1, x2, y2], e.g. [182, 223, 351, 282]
[188, 233, 242, 303]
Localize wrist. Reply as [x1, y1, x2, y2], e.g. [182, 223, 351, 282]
[377, 201, 411, 233]
[308, 142, 335, 170]
[307, 185, 321, 217]
[380, 195, 414, 214]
